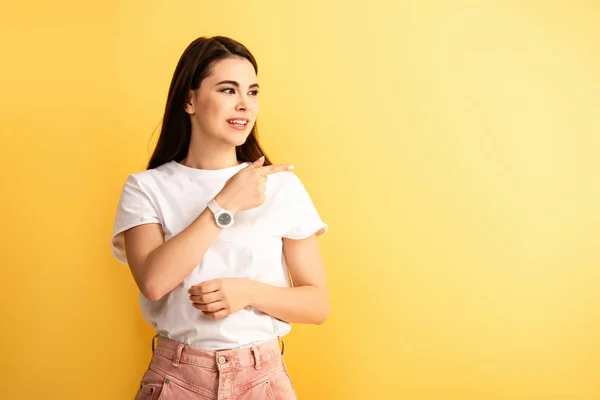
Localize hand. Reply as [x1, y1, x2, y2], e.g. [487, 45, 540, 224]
[215, 156, 294, 213]
[188, 278, 256, 319]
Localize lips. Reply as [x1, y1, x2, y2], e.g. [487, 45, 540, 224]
[226, 118, 250, 130]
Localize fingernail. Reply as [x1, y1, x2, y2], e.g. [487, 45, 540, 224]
[288, 165, 295, 170]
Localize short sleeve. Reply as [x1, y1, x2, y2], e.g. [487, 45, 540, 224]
[110, 174, 161, 264]
[283, 173, 328, 240]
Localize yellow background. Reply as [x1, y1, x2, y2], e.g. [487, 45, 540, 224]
[1, 1, 599, 399]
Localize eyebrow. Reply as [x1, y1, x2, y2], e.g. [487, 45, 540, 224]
[215, 80, 259, 89]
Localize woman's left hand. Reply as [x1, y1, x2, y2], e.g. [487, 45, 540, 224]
[188, 278, 256, 319]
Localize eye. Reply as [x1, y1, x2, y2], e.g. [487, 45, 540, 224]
[221, 88, 235, 94]
[249, 90, 259, 96]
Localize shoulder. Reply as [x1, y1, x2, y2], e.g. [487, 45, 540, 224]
[123, 161, 177, 188]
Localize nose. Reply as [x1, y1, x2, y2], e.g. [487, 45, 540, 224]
[235, 94, 250, 112]
[235, 101, 248, 112]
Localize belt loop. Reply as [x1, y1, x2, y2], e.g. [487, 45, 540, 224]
[152, 334, 159, 353]
[172, 343, 184, 367]
[278, 336, 285, 356]
[251, 346, 262, 370]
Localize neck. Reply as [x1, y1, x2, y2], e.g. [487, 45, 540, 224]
[182, 132, 240, 170]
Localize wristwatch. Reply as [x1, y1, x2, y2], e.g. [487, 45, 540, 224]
[207, 199, 235, 228]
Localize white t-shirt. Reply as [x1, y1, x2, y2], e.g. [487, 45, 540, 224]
[110, 160, 327, 350]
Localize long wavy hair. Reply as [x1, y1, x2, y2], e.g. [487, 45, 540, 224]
[147, 36, 271, 170]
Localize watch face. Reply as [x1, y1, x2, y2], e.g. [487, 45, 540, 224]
[217, 213, 232, 226]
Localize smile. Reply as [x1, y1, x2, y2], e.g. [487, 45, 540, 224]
[227, 119, 248, 126]
[226, 118, 250, 130]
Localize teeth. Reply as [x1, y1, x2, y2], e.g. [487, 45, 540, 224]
[228, 120, 247, 125]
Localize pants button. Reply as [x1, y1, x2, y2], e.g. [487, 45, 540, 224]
[217, 355, 227, 365]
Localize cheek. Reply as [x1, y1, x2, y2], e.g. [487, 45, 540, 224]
[199, 98, 229, 123]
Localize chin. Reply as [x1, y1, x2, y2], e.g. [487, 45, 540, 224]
[226, 132, 251, 146]
[221, 136, 249, 148]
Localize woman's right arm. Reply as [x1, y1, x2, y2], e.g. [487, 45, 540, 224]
[124, 206, 222, 301]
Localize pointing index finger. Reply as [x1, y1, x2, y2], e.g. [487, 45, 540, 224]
[259, 164, 295, 175]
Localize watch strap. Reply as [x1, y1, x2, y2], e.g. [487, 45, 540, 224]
[207, 198, 221, 215]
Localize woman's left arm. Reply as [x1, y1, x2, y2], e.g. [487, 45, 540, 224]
[189, 234, 329, 324]
[250, 234, 330, 324]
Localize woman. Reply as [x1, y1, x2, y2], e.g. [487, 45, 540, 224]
[111, 36, 329, 399]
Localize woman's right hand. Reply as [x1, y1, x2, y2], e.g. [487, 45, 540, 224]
[214, 156, 294, 213]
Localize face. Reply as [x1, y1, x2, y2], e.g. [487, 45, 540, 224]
[185, 57, 259, 147]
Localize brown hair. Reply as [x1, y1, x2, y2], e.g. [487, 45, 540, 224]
[147, 36, 271, 170]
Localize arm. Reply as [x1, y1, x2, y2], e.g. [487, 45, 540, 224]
[188, 234, 329, 324]
[124, 206, 222, 301]
[250, 234, 330, 324]
[123, 160, 293, 301]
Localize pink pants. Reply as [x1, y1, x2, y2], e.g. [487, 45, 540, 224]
[134, 335, 298, 399]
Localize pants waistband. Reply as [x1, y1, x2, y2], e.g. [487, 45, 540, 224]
[151, 335, 284, 371]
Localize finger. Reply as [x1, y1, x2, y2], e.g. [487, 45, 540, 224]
[188, 280, 221, 295]
[243, 156, 265, 170]
[188, 285, 218, 295]
[189, 291, 221, 305]
[259, 164, 295, 175]
[193, 300, 226, 312]
[202, 309, 229, 319]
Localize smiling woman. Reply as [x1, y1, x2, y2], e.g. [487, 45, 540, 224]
[110, 36, 329, 400]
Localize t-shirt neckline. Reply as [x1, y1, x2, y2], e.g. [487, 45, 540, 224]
[168, 160, 250, 179]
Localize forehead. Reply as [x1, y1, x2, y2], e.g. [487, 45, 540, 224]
[205, 57, 257, 83]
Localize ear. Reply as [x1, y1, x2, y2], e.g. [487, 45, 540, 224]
[185, 90, 197, 114]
